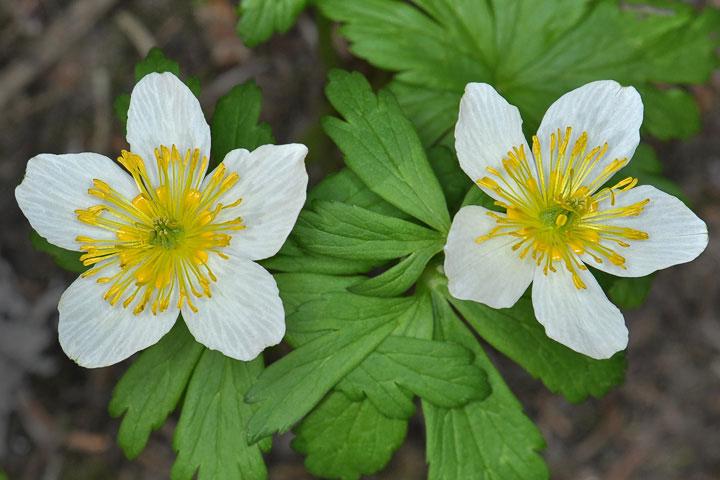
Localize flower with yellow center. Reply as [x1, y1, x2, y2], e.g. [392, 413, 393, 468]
[15, 73, 308, 367]
[444, 81, 708, 359]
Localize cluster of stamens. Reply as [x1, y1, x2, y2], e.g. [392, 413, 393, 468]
[475, 127, 650, 289]
[74, 145, 244, 314]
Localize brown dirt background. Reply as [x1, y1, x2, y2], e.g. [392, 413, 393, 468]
[1, 1, 719, 479]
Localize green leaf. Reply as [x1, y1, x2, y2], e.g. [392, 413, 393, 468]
[276, 272, 365, 318]
[211, 80, 275, 166]
[323, 69, 450, 231]
[460, 184, 503, 212]
[171, 351, 268, 480]
[608, 274, 655, 309]
[114, 94, 131, 128]
[245, 298, 404, 443]
[318, 0, 719, 144]
[295, 200, 445, 261]
[30, 230, 86, 274]
[236, 0, 308, 47]
[261, 235, 379, 275]
[348, 245, 439, 297]
[292, 391, 408, 480]
[449, 293, 626, 403]
[339, 334, 490, 419]
[423, 289, 548, 480]
[109, 320, 204, 459]
[637, 86, 700, 140]
[134, 47, 180, 82]
[427, 145, 470, 213]
[308, 167, 407, 219]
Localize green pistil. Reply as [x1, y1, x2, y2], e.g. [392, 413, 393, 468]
[150, 217, 185, 249]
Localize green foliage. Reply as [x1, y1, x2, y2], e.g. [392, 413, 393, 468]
[424, 289, 548, 479]
[244, 301, 401, 443]
[317, 0, 719, 145]
[210, 80, 275, 166]
[323, 69, 450, 232]
[295, 200, 445, 261]
[171, 351, 270, 480]
[347, 246, 439, 297]
[29, 230, 86, 274]
[109, 320, 204, 460]
[609, 274, 656, 309]
[292, 392, 408, 480]
[449, 294, 627, 403]
[236, 0, 308, 47]
[339, 334, 490, 419]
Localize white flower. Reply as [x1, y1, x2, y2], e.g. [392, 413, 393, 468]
[445, 81, 708, 359]
[15, 72, 308, 367]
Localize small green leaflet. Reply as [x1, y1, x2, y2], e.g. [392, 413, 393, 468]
[260, 235, 379, 275]
[210, 80, 275, 168]
[295, 199, 445, 261]
[236, 0, 308, 47]
[339, 334, 490, 419]
[292, 391, 408, 480]
[449, 293, 626, 403]
[30, 230, 86, 274]
[244, 299, 402, 443]
[317, 0, 719, 144]
[307, 167, 407, 219]
[323, 69, 450, 232]
[348, 246, 439, 297]
[114, 48, 201, 130]
[171, 350, 269, 480]
[109, 320, 204, 459]
[424, 289, 548, 479]
[609, 274, 655, 309]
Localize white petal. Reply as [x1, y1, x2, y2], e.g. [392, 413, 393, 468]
[444, 205, 536, 308]
[536, 80, 643, 191]
[454, 83, 531, 201]
[206, 144, 308, 261]
[15, 153, 138, 251]
[126, 72, 210, 186]
[182, 254, 285, 361]
[582, 185, 708, 277]
[58, 269, 178, 368]
[531, 264, 627, 359]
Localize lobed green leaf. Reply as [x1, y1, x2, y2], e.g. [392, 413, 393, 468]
[323, 69, 450, 231]
[295, 200, 445, 261]
[423, 290, 549, 480]
[449, 294, 627, 403]
[292, 391, 408, 480]
[236, 0, 308, 47]
[171, 351, 268, 480]
[244, 300, 405, 443]
[30, 230, 86, 274]
[109, 320, 204, 460]
[318, 0, 719, 144]
[210, 80, 275, 167]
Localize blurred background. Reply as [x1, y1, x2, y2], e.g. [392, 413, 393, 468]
[1, 0, 719, 479]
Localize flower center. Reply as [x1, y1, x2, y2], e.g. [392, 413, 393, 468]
[475, 127, 650, 289]
[74, 145, 245, 315]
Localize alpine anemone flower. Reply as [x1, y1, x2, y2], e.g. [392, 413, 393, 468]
[444, 80, 708, 359]
[16, 72, 308, 367]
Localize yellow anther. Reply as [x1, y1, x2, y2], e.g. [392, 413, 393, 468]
[555, 214, 568, 226]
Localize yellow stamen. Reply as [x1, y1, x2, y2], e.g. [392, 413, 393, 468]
[473, 127, 649, 289]
[75, 144, 244, 315]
